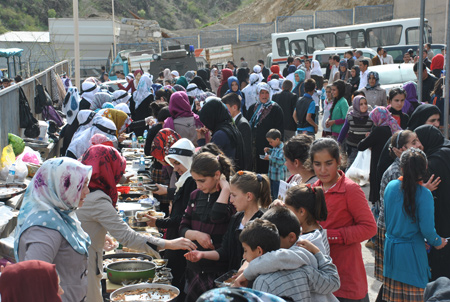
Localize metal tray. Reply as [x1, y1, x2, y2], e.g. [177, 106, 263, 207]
[103, 253, 153, 272]
[110, 283, 179, 301]
[214, 270, 238, 288]
[0, 183, 27, 201]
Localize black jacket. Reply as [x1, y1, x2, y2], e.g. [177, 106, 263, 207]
[235, 113, 253, 171]
[273, 90, 298, 131]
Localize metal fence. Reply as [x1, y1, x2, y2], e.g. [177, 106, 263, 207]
[275, 15, 314, 33]
[239, 22, 275, 42]
[117, 42, 160, 53]
[200, 30, 237, 48]
[355, 5, 394, 24]
[315, 9, 353, 28]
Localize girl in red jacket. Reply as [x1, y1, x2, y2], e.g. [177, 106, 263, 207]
[310, 138, 377, 302]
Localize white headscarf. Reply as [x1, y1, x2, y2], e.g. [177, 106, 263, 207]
[171, 70, 179, 78]
[132, 74, 153, 109]
[80, 81, 99, 104]
[242, 74, 260, 110]
[186, 83, 203, 99]
[164, 138, 195, 192]
[112, 90, 131, 105]
[115, 103, 131, 115]
[67, 116, 117, 158]
[311, 59, 323, 76]
[126, 73, 134, 82]
[268, 79, 282, 98]
[73, 110, 98, 138]
[253, 65, 264, 83]
[163, 68, 172, 82]
[63, 87, 81, 125]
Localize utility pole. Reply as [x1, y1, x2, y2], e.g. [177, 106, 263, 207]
[417, 0, 425, 103]
[73, 0, 80, 88]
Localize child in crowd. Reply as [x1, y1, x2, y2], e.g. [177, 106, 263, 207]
[387, 87, 409, 129]
[179, 151, 236, 302]
[337, 95, 373, 168]
[320, 79, 328, 114]
[321, 85, 333, 137]
[263, 129, 287, 200]
[184, 171, 271, 271]
[293, 79, 318, 137]
[236, 208, 340, 302]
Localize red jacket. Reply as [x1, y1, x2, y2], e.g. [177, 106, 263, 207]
[314, 171, 377, 300]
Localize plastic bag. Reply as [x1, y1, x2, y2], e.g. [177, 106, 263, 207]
[14, 158, 28, 182]
[346, 149, 371, 186]
[8, 133, 25, 156]
[16, 146, 42, 165]
[0, 145, 15, 169]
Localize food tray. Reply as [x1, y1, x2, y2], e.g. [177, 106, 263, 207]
[103, 253, 153, 271]
[119, 193, 151, 203]
[214, 270, 238, 288]
[110, 283, 179, 301]
[0, 183, 27, 201]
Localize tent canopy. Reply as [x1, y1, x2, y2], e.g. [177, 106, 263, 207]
[0, 48, 23, 58]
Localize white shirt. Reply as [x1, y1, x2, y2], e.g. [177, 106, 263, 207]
[329, 65, 339, 82]
[378, 54, 384, 65]
[358, 70, 369, 90]
[233, 112, 241, 122]
[383, 54, 394, 64]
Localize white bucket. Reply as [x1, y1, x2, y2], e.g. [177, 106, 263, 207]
[38, 121, 48, 142]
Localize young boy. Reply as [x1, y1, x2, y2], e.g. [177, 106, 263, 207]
[236, 207, 340, 302]
[293, 79, 319, 138]
[263, 129, 287, 200]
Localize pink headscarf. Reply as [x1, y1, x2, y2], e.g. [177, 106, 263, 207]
[369, 106, 402, 134]
[163, 91, 203, 129]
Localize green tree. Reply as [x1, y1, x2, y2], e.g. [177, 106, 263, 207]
[48, 9, 56, 18]
[138, 9, 146, 18]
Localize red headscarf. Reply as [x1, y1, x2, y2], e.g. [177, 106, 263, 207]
[0, 260, 62, 302]
[217, 68, 233, 96]
[430, 54, 444, 70]
[151, 128, 181, 163]
[81, 145, 126, 206]
[268, 65, 284, 81]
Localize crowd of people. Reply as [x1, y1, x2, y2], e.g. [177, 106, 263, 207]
[1, 45, 450, 302]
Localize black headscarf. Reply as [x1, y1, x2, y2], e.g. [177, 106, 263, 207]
[348, 65, 360, 87]
[407, 104, 441, 130]
[415, 124, 450, 279]
[196, 69, 209, 84]
[190, 76, 207, 91]
[237, 68, 249, 86]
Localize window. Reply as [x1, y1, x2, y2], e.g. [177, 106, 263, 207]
[336, 30, 366, 48]
[307, 33, 336, 53]
[406, 27, 420, 45]
[366, 25, 402, 47]
[289, 39, 306, 56]
[276, 38, 289, 57]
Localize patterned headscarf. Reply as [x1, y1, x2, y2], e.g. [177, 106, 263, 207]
[184, 71, 195, 83]
[98, 108, 132, 135]
[90, 92, 112, 111]
[63, 87, 81, 125]
[151, 128, 182, 163]
[89, 133, 114, 147]
[369, 106, 402, 134]
[15, 158, 92, 260]
[81, 145, 126, 207]
[132, 73, 153, 109]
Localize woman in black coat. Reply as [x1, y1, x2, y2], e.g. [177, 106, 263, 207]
[130, 74, 154, 136]
[248, 83, 285, 173]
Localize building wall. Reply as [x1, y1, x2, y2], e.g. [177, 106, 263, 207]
[394, 0, 448, 44]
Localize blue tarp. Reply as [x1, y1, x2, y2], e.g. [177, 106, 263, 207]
[0, 48, 23, 58]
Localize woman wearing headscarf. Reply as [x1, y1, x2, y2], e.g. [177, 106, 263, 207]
[217, 68, 233, 97]
[15, 158, 92, 302]
[253, 65, 264, 84]
[291, 69, 306, 97]
[163, 91, 204, 147]
[268, 79, 282, 97]
[196, 69, 211, 90]
[114, 103, 131, 115]
[248, 82, 285, 173]
[225, 76, 245, 110]
[237, 67, 249, 90]
[66, 115, 117, 159]
[198, 99, 245, 170]
[242, 73, 260, 119]
[117, 73, 136, 93]
[176, 76, 189, 89]
[89, 133, 114, 148]
[186, 83, 215, 107]
[430, 53, 445, 78]
[163, 68, 172, 85]
[348, 65, 361, 95]
[402, 81, 419, 115]
[267, 65, 284, 81]
[190, 76, 208, 91]
[71, 110, 98, 139]
[361, 71, 387, 108]
[185, 71, 196, 83]
[310, 59, 324, 89]
[98, 108, 132, 137]
[210, 68, 220, 95]
[90, 91, 112, 111]
[358, 107, 401, 203]
[112, 89, 131, 106]
[60, 87, 82, 156]
[130, 73, 154, 136]
[0, 260, 64, 302]
[338, 95, 373, 167]
[79, 81, 100, 110]
[333, 60, 351, 82]
[78, 145, 196, 302]
[414, 125, 450, 281]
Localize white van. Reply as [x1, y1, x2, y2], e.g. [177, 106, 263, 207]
[312, 47, 377, 74]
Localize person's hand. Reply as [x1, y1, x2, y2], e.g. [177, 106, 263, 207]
[264, 154, 269, 160]
[391, 146, 402, 157]
[314, 125, 319, 134]
[153, 184, 168, 195]
[196, 127, 207, 140]
[103, 234, 118, 251]
[184, 250, 203, 262]
[232, 272, 249, 287]
[144, 214, 158, 227]
[195, 231, 214, 249]
[423, 174, 441, 192]
[325, 119, 335, 128]
[270, 199, 285, 208]
[435, 238, 448, 250]
[165, 237, 197, 251]
[263, 147, 270, 154]
[296, 239, 320, 255]
[118, 133, 127, 143]
[217, 174, 230, 192]
[0, 261, 12, 273]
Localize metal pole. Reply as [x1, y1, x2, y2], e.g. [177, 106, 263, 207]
[112, 0, 117, 59]
[73, 0, 81, 88]
[417, 0, 425, 103]
[444, 0, 450, 138]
